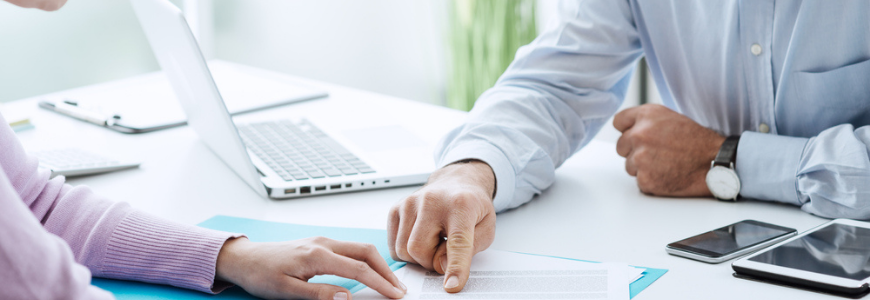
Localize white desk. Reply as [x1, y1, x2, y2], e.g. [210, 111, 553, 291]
[7, 63, 831, 299]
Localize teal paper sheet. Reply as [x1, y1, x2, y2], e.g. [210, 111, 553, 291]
[93, 215, 666, 299]
[629, 267, 668, 298]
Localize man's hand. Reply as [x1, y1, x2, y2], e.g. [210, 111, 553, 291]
[388, 160, 497, 293]
[613, 104, 725, 196]
[216, 237, 407, 300]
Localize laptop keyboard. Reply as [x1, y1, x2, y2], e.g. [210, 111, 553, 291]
[238, 120, 375, 182]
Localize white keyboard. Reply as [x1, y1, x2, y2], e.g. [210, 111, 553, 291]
[32, 148, 140, 177]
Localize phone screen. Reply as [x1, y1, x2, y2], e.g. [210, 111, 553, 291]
[669, 220, 796, 257]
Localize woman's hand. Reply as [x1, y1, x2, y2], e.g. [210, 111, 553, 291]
[216, 237, 407, 300]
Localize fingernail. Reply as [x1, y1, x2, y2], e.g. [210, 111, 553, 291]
[334, 292, 348, 300]
[444, 275, 459, 289]
[399, 281, 407, 291]
[394, 287, 405, 297]
[439, 255, 447, 273]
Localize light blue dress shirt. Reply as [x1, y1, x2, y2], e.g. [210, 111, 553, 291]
[435, 0, 870, 219]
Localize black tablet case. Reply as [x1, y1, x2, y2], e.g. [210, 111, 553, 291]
[733, 265, 870, 299]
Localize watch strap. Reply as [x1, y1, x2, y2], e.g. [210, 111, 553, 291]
[714, 136, 740, 167]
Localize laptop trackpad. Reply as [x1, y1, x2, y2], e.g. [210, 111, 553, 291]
[341, 125, 426, 153]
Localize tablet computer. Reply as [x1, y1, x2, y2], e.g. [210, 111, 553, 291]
[732, 219, 870, 297]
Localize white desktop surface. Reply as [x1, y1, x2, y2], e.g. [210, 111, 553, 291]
[7, 61, 832, 299]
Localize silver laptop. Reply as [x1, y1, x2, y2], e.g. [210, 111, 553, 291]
[130, 0, 434, 198]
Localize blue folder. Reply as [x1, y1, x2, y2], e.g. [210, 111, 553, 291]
[92, 215, 667, 299]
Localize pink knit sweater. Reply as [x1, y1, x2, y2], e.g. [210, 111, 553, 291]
[0, 113, 238, 299]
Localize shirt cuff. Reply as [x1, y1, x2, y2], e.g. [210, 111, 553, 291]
[438, 140, 516, 213]
[736, 131, 809, 205]
[98, 211, 243, 294]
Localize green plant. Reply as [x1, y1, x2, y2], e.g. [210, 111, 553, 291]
[447, 0, 537, 111]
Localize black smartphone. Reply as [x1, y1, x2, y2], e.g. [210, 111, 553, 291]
[666, 220, 797, 263]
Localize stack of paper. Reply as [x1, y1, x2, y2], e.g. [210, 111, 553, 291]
[356, 250, 642, 300]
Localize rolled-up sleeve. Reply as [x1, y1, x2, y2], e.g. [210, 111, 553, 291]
[435, 0, 643, 212]
[737, 124, 870, 219]
[736, 131, 809, 206]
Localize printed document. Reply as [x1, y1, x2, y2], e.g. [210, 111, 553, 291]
[355, 250, 638, 300]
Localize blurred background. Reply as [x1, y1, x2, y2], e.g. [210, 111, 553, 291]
[0, 0, 658, 141]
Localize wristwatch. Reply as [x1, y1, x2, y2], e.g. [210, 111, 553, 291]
[706, 135, 741, 201]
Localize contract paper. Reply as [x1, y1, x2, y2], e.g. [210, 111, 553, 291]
[355, 250, 638, 300]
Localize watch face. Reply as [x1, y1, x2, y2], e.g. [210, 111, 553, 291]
[706, 166, 740, 200]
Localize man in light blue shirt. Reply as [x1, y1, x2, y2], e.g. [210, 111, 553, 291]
[388, 0, 870, 293]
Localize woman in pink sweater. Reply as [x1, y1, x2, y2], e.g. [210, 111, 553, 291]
[0, 1, 407, 300]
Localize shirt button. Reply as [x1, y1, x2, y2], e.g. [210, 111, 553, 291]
[751, 43, 762, 56]
[759, 123, 770, 133]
